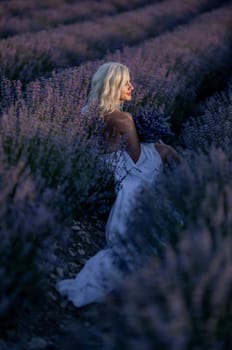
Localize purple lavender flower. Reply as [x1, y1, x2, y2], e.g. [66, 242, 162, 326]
[133, 104, 173, 143]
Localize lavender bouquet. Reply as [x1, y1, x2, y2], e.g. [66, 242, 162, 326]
[133, 104, 173, 143]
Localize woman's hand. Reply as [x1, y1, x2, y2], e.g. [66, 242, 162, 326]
[154, 142, 182, 164]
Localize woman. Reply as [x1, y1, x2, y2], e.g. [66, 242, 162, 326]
[56, 62, 180, 307]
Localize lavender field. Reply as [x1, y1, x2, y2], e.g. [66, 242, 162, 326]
[0, 0, 232, 349]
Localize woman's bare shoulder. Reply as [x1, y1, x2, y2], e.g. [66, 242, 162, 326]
[104, 110, 133, 125]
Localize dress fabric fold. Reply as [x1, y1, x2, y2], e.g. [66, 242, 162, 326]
[56, 142, 162, 307]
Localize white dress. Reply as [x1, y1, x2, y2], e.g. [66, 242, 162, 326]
[56, 142, 162, 307]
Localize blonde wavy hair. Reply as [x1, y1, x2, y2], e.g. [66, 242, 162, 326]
[87, 62, 130, 118]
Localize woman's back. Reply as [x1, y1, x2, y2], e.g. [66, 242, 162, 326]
[103, 110, 141, 163]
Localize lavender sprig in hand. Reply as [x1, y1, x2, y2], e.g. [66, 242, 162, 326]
[133, 104, 173, 143]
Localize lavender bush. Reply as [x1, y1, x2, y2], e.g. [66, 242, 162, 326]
[0, 77, 24, 113]
[133, 104, 173, 143]
[0, 152, 59, 321]
[104, 228, 232, 350]
[0, 90, 117, 231]
[182, 81, 232, 152]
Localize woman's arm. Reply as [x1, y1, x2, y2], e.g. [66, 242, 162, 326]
[154, 142, 182, 164]
[105, 111, 141, 163]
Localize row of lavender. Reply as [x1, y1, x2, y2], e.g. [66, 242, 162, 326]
[0, 0, 227, 83]
[0, 0, 158, 38]
[0, 2, 232, 342]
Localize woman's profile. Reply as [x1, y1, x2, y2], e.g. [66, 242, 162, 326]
[56, 62, 180, 307]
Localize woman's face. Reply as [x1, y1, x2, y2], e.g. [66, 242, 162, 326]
[119, 74, 134, 102]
